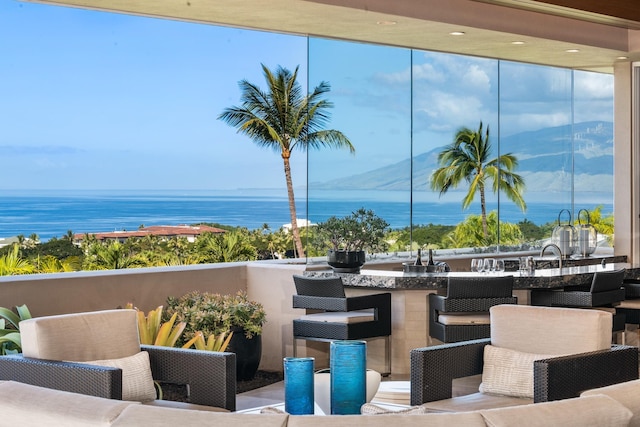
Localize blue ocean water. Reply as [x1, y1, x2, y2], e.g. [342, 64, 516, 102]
[0, 190, 613, 241]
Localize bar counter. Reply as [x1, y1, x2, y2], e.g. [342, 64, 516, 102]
[305, 262, 638, 291]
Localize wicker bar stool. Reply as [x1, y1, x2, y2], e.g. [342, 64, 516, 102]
[429, 275, 517, 344]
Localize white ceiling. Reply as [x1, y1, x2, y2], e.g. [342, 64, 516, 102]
[25, 0, 640, 73]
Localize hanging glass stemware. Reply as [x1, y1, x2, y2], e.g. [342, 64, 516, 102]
[551, 209, 576, 259]
[576, 209, 597, 257]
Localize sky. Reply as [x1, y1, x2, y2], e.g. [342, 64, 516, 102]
[0, 0, 614, 192]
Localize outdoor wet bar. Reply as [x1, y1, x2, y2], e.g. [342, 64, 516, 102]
[302, 258, 638, 375]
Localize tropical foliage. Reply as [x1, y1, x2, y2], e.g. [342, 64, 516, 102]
[0, 304, 32, 355]
[430, 121, 526, 239]
[182, 330, 233, 352]
[125, 304, 186, 347]
[443, 211, 524, 248]
[219, 64, 354, 258]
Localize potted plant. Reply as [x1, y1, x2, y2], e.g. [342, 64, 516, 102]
[164, 290, 267, 380]
[314, 208, 390, 273]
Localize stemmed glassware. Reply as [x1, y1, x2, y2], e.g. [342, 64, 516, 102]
[470, 258, 481, 273]
[495, 259, 505, 273]
[482, 258, 495, 273]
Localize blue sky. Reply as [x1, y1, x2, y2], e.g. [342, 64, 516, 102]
[0, 0, 614, 193]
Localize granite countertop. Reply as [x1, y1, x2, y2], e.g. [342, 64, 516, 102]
[305, 262, 638, 290]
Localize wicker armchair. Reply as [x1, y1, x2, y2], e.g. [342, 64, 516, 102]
[0, 309, 236, 411]
[411, 304, 638, 412]
[429, 275, 517, 343]
[292, 274, 391, 374]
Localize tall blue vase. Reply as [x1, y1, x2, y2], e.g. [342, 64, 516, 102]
[330, 340, 366, 415]
[283, 357, 315, 415]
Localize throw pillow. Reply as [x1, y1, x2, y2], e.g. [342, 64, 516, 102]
[479, 345, 556, 399]
[83, 351, 157, 402]
[361, 403, 428, 415]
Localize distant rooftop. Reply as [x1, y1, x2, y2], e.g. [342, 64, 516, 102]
[73, 225, 225, 242]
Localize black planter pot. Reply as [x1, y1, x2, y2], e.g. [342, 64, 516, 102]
[227, 327, 262, 381]
[327, 250, 366, 273]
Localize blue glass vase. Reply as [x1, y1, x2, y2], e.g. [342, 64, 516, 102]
[283, 357, 315, 415]
[330, 340, 366, 415]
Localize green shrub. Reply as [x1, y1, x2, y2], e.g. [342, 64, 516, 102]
[164, 290, 266, 346]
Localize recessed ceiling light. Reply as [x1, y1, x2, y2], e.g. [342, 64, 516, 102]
[511, 41, 525, 45]
[565, 49, 580, 53]
[449, 31, 465, 36]
[376, 20, 397, 25]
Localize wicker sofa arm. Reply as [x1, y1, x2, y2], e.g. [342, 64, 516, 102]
[533, 345, 638, 403]
[410, 338, 489, 405]
[143, 345, 236, 411]
[0, 354, 122, 399]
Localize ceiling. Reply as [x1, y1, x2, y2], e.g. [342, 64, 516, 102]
[25, 0, 640, 73]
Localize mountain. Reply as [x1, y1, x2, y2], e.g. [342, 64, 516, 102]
[310, 121, 613, 193]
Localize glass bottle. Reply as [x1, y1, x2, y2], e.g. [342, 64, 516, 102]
[414, 248, 423, 266]
[427, 249, 435, 266]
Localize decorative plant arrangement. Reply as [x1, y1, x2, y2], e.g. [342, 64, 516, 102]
[315, 208, 390, 253]
[314, 208, 390, 272]
[164, 290, 266, 344]
[0, 304, 32, 355]
[164, 290, 266, 380]
[125, 303, 234, 352]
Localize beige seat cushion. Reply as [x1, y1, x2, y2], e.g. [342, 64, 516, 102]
[581, 379, 640, 427]
[20, 309, 141, 361]
[438, 313, 490, 325]
[287, 412, 487, 427]
[0, 380, 138, 426]
[421, 391, 532, 413]
[299, 310, 374, 324]
[489, 305, 612, 354]
[111, 404, 289, 427]
[83, 351, 157, 402]
[479, 394, 632, 427]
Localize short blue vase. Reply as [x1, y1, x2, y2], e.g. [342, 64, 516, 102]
[330, 340, 366, 415]
[283, 357, 315, 415]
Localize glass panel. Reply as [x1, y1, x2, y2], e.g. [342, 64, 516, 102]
[498, 62, 573, 249]
[412, 51, 499, 252]
[307, 39, 412, 257]
[572, 70, 614, 253]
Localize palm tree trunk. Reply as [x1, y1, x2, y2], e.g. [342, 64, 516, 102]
[282, 154, 305, 258]
[480, 186, 488, 239]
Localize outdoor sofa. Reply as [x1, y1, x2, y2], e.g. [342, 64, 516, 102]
[1, 378, 639, 426]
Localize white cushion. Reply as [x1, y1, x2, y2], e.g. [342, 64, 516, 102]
[479, 394, 632, 427]
[20, 309, 141, 361]
[479, 345, 557, 398]
[299, 310, 374, 324]
[581, 379, 640, 427]
[438, 313, 490, 325]
[0, 381, 137, 426]
[489, 305, 612, 354]
[83, 351, 157, 402]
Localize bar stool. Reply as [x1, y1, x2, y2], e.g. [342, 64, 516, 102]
[291, 274, 392, 374]
[429, 275, 517, 343]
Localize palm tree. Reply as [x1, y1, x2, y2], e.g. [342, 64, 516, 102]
[430, 121, 526, 239]
[219, 64, 355, 257]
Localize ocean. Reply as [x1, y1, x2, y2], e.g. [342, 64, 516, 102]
[0, 189, 613, 241]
